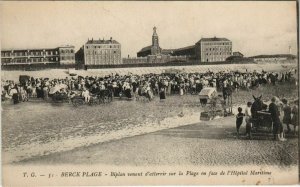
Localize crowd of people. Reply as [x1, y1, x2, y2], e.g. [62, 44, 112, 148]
[1, 68, 298, 140]
[2, 68, 297, 104]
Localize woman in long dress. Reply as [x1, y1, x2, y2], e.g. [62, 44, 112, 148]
[179, 82, 184, 96]
[9, 85, 19, 104]
[159, 87, 166, 100]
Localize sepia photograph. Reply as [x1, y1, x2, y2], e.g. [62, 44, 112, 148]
[1, 1, 299, 186]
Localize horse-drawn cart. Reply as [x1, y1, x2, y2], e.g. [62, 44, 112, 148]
[248, 95, 278, 138]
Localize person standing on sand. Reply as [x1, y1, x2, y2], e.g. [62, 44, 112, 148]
[9, 85, 19, 104]
[244, 102, 252, 139]
[236, 107, 244, 138]
[291, 99, 298, 135]
[282, 99, 292, 133]
[269, 97, 285, 141]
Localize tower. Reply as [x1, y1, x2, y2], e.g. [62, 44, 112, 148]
[151, 26, 161, 55]
[289, 45, 292, 54]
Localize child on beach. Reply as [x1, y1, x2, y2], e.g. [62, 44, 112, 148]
[236, 107, 244, 138]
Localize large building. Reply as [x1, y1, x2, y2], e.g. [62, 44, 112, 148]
[162, 37, 232, 63]
[76, 38, 121, 66]
[1, 45, 75, 66]
[136, 27, 232, 63]
[195, 37, 232, 62]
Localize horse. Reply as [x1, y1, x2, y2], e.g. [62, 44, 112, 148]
[250, 94, 265, 131]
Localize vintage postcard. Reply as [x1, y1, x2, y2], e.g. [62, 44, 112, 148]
[1, 1, 299, 186]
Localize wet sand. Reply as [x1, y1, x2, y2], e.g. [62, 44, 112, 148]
[16, 116, 298, 166]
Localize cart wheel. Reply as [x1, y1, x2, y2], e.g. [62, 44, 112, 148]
[103, 96, 109, 103]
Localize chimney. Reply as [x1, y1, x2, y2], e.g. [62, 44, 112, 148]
[92, 37, 93, 41]
[110, 37, 112, 41]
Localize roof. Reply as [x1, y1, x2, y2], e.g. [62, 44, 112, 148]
[161, 49, 174, 55]
[1, 47, 58, 51]
[58, 45, 75, 48]
[196, 37, 230, 43]
[248, 54, 296, 59]
[2, 45, 75, 51]
[138, 45, 152, 53]
[173, 45, 195, 52]
[86, 39, 120, 45]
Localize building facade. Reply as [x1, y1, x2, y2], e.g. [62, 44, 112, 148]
[122, 57, 147, 64]
[1, 45, 75, 66]
[195, 37, 232, 62]
[58, 46, 76, 65]
[77, 38, 121, 66]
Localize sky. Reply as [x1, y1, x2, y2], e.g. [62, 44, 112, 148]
[0, 1, 297, 57]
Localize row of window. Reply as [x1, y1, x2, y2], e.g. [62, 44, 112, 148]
[86, 56, 120, 60]
[60, 49, 74, 54]
[86, 60, 121, 65]
[86, 45, 120, 49]
[61, 56, 75, 61]
[202, 42, 231, 46]
[1, 50, 76, 57]
[87, 58, 121, 61]
[86, 57, 120, 61]
[205, 52, 231, 56]
[205, 47, 232, 51]
[1, 57, 60, 63]
[1, 51, 59, 57]
[86, 50, 120, 55]
[204, 57, 227, 62]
